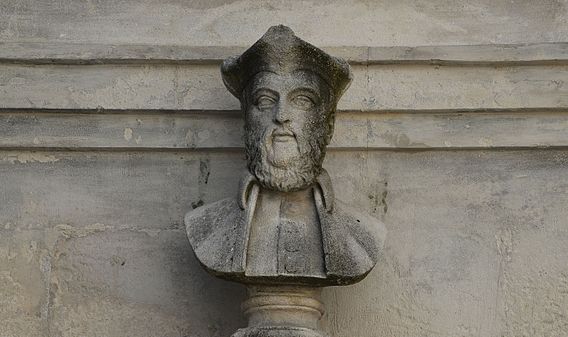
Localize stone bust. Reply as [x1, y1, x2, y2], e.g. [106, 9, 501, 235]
[185, 25, 386, 287]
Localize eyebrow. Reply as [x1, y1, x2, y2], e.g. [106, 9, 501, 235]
[288, 87, 321, 102]
[251, 87, 279, 98]
[290, 87, 318, 96]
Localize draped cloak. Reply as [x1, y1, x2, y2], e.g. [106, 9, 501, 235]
[184, 171, 387, 286]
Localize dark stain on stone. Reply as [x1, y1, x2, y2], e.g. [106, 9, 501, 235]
[166, 0, 241, 10]
[381, 181, 388, 215]
[368, 180, 388, 217]
[199, 158, 210, 185]
[191, 199, 204, 209]
[110, 255, 126, 266]
[194, 158, 210, 209]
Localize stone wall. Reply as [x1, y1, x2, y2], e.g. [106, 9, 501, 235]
[1, 1, 567, 336]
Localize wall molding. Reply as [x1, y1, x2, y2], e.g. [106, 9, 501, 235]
[3, 108, 568, 151]
[1, 42, 567, 66]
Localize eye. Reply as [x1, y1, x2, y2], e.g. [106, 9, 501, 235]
[256, 95, 277, 110]
[292, 95, 314, 110]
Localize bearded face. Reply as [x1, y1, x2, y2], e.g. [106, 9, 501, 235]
[243, 70, 334, 192]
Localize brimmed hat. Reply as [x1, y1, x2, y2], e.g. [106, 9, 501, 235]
[221, 25, 352, 103]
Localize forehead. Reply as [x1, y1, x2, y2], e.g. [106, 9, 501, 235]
[248, 70, 328, 94]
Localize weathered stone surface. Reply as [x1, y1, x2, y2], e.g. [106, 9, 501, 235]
[0, 230, 54, 337]
[1, 0, 566, 46]
[2, 42, 567, 66]
[185, 183, 385, 285]
[1, 149, 568, 336]
[232, 326, 327, 337]
[48, 230, 245, 337]
[2, 64, 568, 111]
[4, 110, 568, 150]
[0, 150, 240, 231]
[2, 1, 568, 336]
[321, 150, 568, 337]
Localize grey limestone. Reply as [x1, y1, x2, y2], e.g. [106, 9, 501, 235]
[2, 1, 568, 336]
[2, 63, 568, 111]
[1, 149, 568, 336]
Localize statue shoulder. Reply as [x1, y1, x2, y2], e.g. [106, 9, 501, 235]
[184, 197, 246, 275]
[184, 198, 241, 244]
[318, 197, 387, 284]
[334, 199, 387, 249]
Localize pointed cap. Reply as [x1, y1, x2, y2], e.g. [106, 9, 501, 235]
[221, 25, 352, 102]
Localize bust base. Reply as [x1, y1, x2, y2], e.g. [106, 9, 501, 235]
[231, 326, 328, 337]
[232, 286, 328, 337]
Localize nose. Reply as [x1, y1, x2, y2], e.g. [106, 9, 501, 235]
[274, 103, 291, 124]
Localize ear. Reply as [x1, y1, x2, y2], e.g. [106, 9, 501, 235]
[325, 109, 336, 145]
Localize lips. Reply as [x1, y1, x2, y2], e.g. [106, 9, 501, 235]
[272, 129, 295, 142]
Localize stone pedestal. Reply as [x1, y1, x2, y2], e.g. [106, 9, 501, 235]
[232, 286, 328, 337]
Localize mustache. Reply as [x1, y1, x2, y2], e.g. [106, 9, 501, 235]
[271, 127, 295, 137]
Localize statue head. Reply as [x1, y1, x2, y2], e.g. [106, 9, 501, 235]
[221, 25, 352, 192]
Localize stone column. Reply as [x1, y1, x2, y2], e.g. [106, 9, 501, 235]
[234, 286, 326, 337]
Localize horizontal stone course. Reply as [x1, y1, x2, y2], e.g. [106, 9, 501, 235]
[2, 149, 567, 336]
[1, 42, 566, 65]
[1, 64, 567, 111]
[2, 109, 568, 150]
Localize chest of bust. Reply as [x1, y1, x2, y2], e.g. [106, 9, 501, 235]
[244, 188, 326, 278]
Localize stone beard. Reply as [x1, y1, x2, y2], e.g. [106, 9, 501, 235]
[242, 77, 334, 192]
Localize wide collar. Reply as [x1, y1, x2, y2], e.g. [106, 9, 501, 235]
[237, 169, 335, 213]
[235, 169, 336, 278]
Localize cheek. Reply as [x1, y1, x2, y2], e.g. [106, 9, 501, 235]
[295, 110, 326, 132]
[246, 108, 268, 125]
